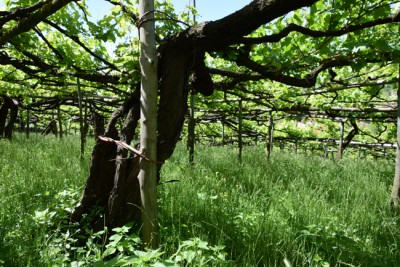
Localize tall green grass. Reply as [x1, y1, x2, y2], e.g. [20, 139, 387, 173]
[1, 135, 399, 266]
[160, 145, 399, 266]
[0, 134, 90, 266]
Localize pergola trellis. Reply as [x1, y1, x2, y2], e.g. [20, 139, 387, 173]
[185, 93, 399, 161]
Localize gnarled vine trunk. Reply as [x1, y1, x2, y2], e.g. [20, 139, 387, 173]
[41, 119, 58, 136]
[91, 110, 105, 140]
[71, 37, 195, 228]
[0, 96, 19, 139]
[0, 97, 10, 137]
[71, 0, 319, 229]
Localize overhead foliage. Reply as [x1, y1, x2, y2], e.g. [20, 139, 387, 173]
[0, 0, 399, 142]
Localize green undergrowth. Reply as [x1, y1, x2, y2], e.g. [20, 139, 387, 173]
[1, 134, 399, 266]
[0, 134, 90, 266]
[160, 145, 400, 266]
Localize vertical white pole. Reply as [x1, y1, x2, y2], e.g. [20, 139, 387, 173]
[337, 120, 345, 159]
[26, 109, 30, 138]
[77, 78, 85, 160]
[57, 105, 63, 139]
[266, 111, 274, 160]
[390, 63, 400, 206]
[238, 98, 243, 162]
[138, 0, 159, 248]
[188, 0, 196, 164]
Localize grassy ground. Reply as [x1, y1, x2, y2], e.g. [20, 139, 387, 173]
[1, 134, 399, 266]
[160, 145, 399, 266]
[0, 134, 89, 266]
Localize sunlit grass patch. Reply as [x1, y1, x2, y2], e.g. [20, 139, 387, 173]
[1, 136, 399, 266]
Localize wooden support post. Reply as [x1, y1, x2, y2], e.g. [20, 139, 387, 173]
[67, 119, 71, 136]
[330, 149, 336, 160]
[84, 100, 88, 139]
[337, 120, 345, 159]
[238, 98, 243, 163]
[57, 105, 63, 139]
[77, 78, 85, 160]
[266, 112, 274, 160]
[294, 140, 298, 155]
[138, 0, 159, 248]
[187, 0, 197, 164]
[221, 117, 225, 145]
[390, 63, 400, 206]
[26, 109, 30, 138]
[188, 89, 195, 164]
[18, 114, 24, 132]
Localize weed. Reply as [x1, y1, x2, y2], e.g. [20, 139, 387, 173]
[1, 135, 399, 266]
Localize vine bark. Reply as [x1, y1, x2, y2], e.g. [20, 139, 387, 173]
[71, 0, 320, 229]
